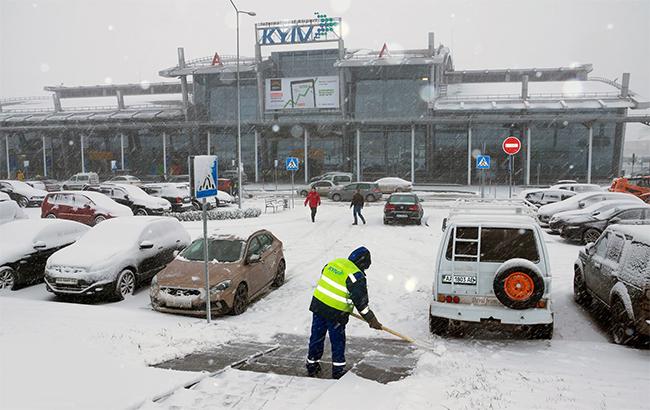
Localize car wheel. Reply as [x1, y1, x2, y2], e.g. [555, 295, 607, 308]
[416, 218, 422, 226]
[114, 269, 136, 301]
[429, 314, 449, 335]
[383, 218, 389, 225]
[300, 190, 308, 197]
[272, 260, 286, 288]
[365, 194, 376, 202]
[135, 208, 148, 216]
[230, 283, 248, 315]
[573, 267, 592, 307]
[529, 323, 553, 340]
[46, 213, 57, 219]
[94, 215, 106, 226]
[17, 196, 29, 208]
[493, 263, 545, 310]
[332, 193, 341, 202]
[582, 228, 601, 244]
[0, 267, 16, 291]
[610, 298, 636, 345]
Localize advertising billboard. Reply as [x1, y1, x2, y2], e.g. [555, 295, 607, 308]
[265, 76, 339, 110]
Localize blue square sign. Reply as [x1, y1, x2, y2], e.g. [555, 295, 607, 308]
[285, 157, 299, 171]
[476, 155, 491, 169]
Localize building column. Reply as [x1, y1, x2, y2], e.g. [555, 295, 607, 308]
[254, 129, 259, 183]
[5, 134, 11, 179]
[587, 124, 593, 183]
[162, 132, 168, 178]
[304, 127, 309, 183]
[467, 126, 472, 186]
[356, 129, 361, 181]
[525, 126, 531, 186]
[410, 125, 415, 184]
[80, 133, 85, 173]
[42, 135, 47, 177]
[120, 133, 125, 171]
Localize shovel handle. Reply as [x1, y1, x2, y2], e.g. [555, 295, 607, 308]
[350, 312, 416, 343]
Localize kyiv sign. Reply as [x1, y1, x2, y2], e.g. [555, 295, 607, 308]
[256, 13, 341, 46]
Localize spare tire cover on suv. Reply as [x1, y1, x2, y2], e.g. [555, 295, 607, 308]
[493, 258, 545, 310]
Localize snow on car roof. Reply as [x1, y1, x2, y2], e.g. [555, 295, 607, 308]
[449, 214, 538, 227]
[209, 227, 267, 241]
[376, 177, 410, 184]
[607, 224, 650, 244]
[70, 190, 123, 208]
[0, 219, 87, 244]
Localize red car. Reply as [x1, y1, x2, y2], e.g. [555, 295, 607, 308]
[41, 191, 133, 226]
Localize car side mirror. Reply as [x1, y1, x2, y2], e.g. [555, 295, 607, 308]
[441, 217, 448, 232]
[124, 195, 130, 201]
[247, 254, 261, 264]
[610, 217, 621, 224]
[139, 240, 154, 249]
[578, 202, 585, 208]
[585, 242, 596, 255]
[33, 241, 46, 250]
[173, 250, 180, 257]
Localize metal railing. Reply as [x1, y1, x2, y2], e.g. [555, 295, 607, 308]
[441, 91, 620, 102]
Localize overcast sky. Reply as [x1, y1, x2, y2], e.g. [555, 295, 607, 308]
[1, 0, 649, 141]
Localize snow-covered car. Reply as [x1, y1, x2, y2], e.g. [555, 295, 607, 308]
[44, 216, 191, 301]
[93, 184, 172, 215]
[375, 177, 413, 194]
[573, 222, 650, 345]
[215, 190, 234, 206]
[548, 199, 643, 233]
[60, 172, 100, 190]
[519, 188, 576, 207]
[151, 229, 285, 316]
[142, 183, 193, 213]
[0, 180, 48, 207]
[0, 197, 27, 225]
[328, 182, 383, 202]
[106, 175, 142, 185]
[561, 203, 650, 244]
[298, 180, 337, 197]
[550, 183, 602, 193]
[537, 191, 640, 225]
[26, 179, 61, 192]
[41, 191, 133, 226]
[430, 200, 553, 339]
[0, 219, 89, 291]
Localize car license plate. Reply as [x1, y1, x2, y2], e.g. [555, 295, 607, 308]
[56, 278, 78, 285]
[442, 274, 477, 285]
[168, 298, 193, 309]
[396, 214, 408, 218]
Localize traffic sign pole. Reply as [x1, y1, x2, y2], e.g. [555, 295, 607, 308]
[202, 198, 210, 323]
[502, 136, 521, 199]
[291, 171, 295, 209]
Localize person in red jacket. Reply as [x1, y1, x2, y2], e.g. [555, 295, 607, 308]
[304, 187, 321, 223]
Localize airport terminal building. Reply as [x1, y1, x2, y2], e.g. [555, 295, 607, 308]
[1, 15, 649, 185]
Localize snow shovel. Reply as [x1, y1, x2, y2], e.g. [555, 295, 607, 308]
[350, 312, 415, 342]
[350, 312, 442, 356]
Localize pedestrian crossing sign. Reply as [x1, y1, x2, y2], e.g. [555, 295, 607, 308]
[476, 155, 491, 169]
[286, 157, 299, 171]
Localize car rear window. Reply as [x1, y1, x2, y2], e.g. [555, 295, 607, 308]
[180, 239, 244, 263]
[620, 241, 650, 282]
[446, 227, 540, 263]
[389, 195, 416, 204]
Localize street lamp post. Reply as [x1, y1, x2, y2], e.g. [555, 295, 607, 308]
[228, 0, 255, 209]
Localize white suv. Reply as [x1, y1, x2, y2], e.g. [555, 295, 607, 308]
[431, 199, 554, 339]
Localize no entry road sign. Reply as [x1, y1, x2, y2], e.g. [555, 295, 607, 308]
[502, 136, 521, 155]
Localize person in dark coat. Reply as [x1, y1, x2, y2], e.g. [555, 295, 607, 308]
[304, 187, 321, 222]
[350, 190, 366, 225]
[306, 246, 382, 379]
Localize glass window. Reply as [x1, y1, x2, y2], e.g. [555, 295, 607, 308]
[389, 195, 416, 204]
[616, 209, 643, 220]
[180, 239, 244, 263]
[74, 194, 92, 207]
[446, 228, 539, 263]
[112, 188, 128, 200]
[620, 242, 650, 283]
[594, 233, 609, 256]
[247, 237, 262, 256]
[606, 234, 625, 262]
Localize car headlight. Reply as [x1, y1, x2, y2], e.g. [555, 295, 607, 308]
[210, 280, 231, 295]
[150, 275, 160, 295]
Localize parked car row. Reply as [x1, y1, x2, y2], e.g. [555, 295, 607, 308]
[300, 174, 412, 198]
[0, 217, 287, 317]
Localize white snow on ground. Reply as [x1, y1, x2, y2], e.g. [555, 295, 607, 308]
[1, 198, 649, 409]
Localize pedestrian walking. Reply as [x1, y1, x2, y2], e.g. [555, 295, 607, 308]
[350, 189, 365, 225]
[304, 187, 321, 222]
[306, 246, 382, 379]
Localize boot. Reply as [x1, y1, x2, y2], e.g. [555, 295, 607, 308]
[306, 362, 321, 377]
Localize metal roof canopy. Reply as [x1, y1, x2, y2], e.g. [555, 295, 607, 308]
[43, 82, 187, 98]
[2, 113, 649, 131]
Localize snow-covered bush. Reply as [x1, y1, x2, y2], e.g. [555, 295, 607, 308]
[167, 207, 262, 222]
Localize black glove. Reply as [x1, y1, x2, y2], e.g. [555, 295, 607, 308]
[368, 316, 382, 330]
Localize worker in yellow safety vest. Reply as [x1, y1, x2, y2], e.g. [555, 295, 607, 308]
[306, 246, 382, 379]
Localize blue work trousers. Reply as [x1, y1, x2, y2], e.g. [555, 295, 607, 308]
[307, 313, 346, 375]
[352, 205, 366, 224]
